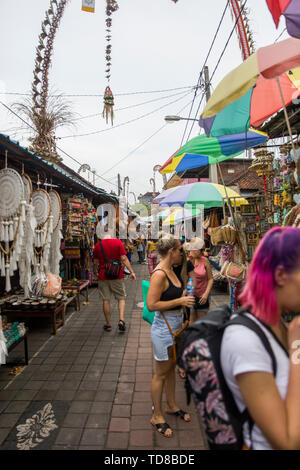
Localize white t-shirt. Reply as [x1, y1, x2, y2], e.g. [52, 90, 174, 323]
[220, 314, 289, 450]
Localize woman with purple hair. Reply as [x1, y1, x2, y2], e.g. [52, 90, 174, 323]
[221, 226, 300, 450]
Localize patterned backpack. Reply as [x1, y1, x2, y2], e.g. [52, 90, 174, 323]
[178, 305, 277, 450]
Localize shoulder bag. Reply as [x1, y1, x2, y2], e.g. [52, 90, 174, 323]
[99, 239, 122, 279]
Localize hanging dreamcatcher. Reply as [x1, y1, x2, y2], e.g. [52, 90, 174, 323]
[0, 164, 26, 292]
[19, 173, 37, 298]
[48, 189, 63, 276]
[102, 0, 119, 125]
[32, 188, 53, 274]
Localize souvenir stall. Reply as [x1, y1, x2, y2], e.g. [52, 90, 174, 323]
[60, 194, 97, 280]
[0, 133, 117, 363]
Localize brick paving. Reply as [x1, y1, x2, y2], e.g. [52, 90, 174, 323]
[0, 256, 229, 450]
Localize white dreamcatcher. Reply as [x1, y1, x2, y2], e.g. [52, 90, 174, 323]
[18, 173, 37, 298]
[0, 159, 26, 292]
[31, 188, 53, 274]
[48, 189, 63, 276]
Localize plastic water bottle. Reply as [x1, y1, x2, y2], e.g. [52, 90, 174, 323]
[186, 278, 194, 296]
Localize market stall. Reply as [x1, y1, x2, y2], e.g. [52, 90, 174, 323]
[0, 133, 117, 362]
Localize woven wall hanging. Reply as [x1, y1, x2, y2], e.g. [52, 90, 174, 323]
[0, 166, 26, 292]
[32, 188, 53, 274]
[49, 189, 63, 276]
[19, 173, 37, 298]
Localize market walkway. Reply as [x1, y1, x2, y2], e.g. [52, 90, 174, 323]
[0, 258, 229, 450]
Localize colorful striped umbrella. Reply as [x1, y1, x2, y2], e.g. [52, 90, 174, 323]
[201, 38, 300, 120]
[267, 0, 300, 38]
[159, 129, 268, 173]
[200, 67, 300, 136]
[162, 206, 203, 225]
[154, 182, 248, 209]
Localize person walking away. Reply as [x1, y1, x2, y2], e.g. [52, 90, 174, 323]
[147, 239, 158, 275]
[93, 231, 136, 332]
[186, 237, 213, 324]
[221, 226, 300, 450]
[137, 238, 144, 264]
[147, 233, 195, 438]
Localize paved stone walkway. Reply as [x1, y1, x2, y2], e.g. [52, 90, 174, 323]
[0, 258, 229, 450]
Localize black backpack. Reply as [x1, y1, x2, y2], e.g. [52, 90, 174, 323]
[178, 305, 277, 451]
[99, 239, 122, 279]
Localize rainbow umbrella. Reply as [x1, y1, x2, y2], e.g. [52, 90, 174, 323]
[162, 206, 203, 225]
[159, 129, 268, 174]
[201, 37, 300, 120]
[266, 0, 300, 38]
[154, 182, 248, 209]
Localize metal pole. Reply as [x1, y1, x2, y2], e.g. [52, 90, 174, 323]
[205, 66, 218, 184]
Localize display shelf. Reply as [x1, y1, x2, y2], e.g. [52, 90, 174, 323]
[2, 302, 64, 335]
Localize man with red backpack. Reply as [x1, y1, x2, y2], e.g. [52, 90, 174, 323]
[93, 230, 136, 332]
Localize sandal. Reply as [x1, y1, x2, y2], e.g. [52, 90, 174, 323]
[166, 409, 191, 422]
[177, 368, 186, 379]
[118, 320, 126, 331]
[103, 324, 112, 332]
[151, 421, 173, 438]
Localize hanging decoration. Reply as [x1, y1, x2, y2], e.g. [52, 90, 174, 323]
[19, 173, 37, 298]
[82, 0, 95, 13]
[0, 162, 26, 292]
[32, 188, 53, 274]
[102, 0, 119, 125]
[48, 189, 63, 276]
[28, 0, 69, 163]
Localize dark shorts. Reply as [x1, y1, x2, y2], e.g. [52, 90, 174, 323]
[194, 296, 210, 311]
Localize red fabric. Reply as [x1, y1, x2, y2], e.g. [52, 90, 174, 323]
[266, 0, 291, 27]
[93, 239, 126, 280]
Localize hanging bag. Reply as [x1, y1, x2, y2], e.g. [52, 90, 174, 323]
[141, 280, 155, 324]
[99, 239, 122, 279]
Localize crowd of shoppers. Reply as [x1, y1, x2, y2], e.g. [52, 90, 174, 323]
[93, 225, 300, 449]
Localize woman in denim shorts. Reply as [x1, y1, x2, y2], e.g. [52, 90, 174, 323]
[147, 233, 194, 438]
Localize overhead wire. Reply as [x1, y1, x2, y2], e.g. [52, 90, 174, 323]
[0, 85, 194, 98]
[95, 91, 205, 183]
[0, 100, 120, 191]
[184, 0, 248, 142]
[57, 89, 194, 139]
[71, 88, 195, 122]
[179, 1, 230, 147]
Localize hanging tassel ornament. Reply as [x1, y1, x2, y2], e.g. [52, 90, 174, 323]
[5, 258, 11, 293]
[102, 86, 114, 125]
[102, 1, 118, 126]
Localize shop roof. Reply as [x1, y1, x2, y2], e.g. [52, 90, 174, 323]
[261, 103, 300, 138]
[0, 133, 117, 203]
[225, 167, 264, 191]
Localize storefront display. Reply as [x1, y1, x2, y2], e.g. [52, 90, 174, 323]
[61, 194, 97, 284]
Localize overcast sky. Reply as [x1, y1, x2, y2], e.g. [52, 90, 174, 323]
[0, 0, 288, 201]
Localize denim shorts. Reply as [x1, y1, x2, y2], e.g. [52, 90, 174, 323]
[151, 311, 184, 361]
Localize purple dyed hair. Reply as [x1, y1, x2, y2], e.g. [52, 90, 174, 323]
[239, 226, 300, 325]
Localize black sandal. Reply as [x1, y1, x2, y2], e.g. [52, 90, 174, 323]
[167, 409, 191, 422]
[118, 320, 126, 331]
[152, 422, 173, 438]
[103, 324, 112, 332]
